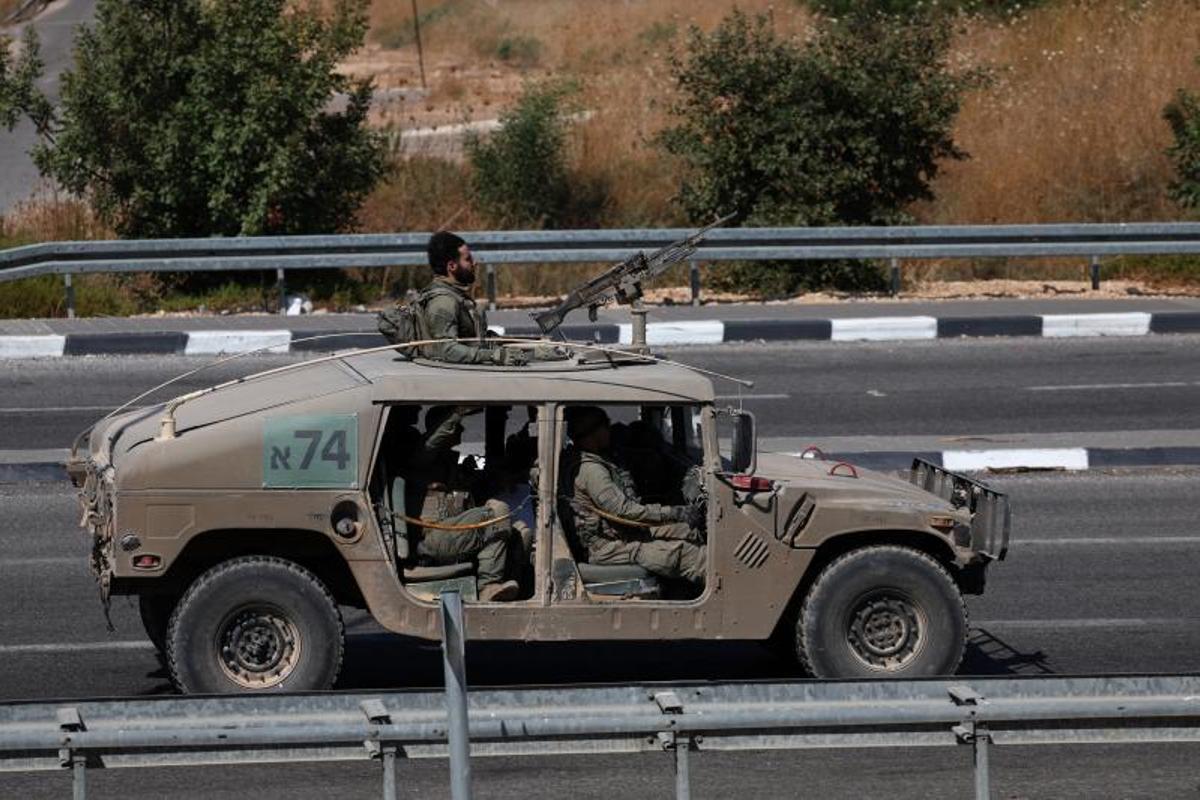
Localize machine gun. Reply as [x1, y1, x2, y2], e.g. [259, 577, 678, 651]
[532, 212, 735, 347]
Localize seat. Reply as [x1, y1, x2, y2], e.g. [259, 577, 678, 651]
[388, 474, 479, 595]
[576, 562, 660, 598]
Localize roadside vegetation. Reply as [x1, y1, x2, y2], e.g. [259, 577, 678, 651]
[3, 0, 1200, 317]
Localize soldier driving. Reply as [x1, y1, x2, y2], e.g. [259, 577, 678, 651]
[566, 406, 706, 589]
[400, 404, 523, 602]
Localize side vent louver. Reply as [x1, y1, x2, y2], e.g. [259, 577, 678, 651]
[734, 532, 771, 569]
[779, 494, 816, 548]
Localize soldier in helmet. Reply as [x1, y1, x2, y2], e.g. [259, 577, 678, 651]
[565, 406, 706, 588]
[418, 231, 528, 365]
[401, 405, 523, 602]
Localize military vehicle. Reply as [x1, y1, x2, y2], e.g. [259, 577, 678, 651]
[67, 343, 1009, 694]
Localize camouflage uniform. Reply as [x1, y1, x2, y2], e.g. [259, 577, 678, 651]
[418, 276, 505, 364]
[571, 450, 706, 585]
[400, 407, 516, 587]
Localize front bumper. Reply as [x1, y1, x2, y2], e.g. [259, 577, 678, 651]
[910, 458, 1011, 561]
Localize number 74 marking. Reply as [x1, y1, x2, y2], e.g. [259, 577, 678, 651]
[293, 429, 351, 470]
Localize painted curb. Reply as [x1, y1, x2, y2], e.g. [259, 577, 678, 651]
[7, 309, 1200, 358]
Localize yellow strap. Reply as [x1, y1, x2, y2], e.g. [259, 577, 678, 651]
[393, 510, 513, 532]
[565, 496, 655, 529]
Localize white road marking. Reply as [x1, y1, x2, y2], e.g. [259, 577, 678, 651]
[942, 447, 1089, 471]
[830, 316, 938, 342]
[184, 330, 291, 355]
[1013, 536, 1200, 546]
[618, 320, 725, 346]
[0, 405, 142, 413]
[0, 641, 155, 654]
[976, 618, 1188, 629]
[867, 389, 887, 397]
[0, 335, 66, 359]
[1026, 381, 1197, 392]
[1041, 312, 1152, 338]
[1, 557, 80, 567]
[714, 393, 790, 401]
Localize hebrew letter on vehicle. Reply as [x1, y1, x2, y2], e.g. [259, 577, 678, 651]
[263, 415, 358, 489]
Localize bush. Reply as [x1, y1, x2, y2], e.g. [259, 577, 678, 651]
[806, 0, 1036, 17]
[495, 35, 543, 68]
[1166, 86, 1200, 212]
[658, 10, 984, 295]
[466, 81, 608, 228]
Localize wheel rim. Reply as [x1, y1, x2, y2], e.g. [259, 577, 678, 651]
[215, 605, 301, 689]
[846, 591, 925, 670]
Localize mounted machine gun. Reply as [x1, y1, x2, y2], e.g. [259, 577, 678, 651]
[532, 212, 735, 350]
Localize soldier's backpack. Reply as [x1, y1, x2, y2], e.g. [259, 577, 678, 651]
[376, 284, 461, 347]
[376, 302, 423, 346]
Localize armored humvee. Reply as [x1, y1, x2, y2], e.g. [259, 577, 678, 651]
[68, 348, 1009, 693]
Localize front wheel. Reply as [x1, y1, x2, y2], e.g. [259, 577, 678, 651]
[166, 556, 344, 693]
[795, 545, 967, 678]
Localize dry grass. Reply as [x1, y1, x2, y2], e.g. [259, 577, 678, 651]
[919, 0, 1200, 225]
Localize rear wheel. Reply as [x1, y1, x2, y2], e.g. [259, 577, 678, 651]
[796, 546, 967, 678]
[166, 556, 344, 693]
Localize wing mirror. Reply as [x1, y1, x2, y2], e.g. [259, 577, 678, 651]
[731, 410, 757, 475]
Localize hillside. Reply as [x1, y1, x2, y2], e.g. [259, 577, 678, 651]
[347, 0, 1200, 231]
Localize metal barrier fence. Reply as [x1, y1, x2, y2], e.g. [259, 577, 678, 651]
[3, 222, 1200, 316]
[2, 591, 1199, 800]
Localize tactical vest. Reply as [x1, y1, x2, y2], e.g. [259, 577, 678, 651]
[572, 451, 641, 550]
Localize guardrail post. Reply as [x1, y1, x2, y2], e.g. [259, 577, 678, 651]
[441, 589, 472, 800]
[276, 267, 287, 314]
[890, 258, 901, 297]
[381, 746, 398, 800]
[673, 734, 691, 800]
[1090, 255, 1101, 291]
[486, 263, 497, 311]
[63, 273, 76, 319]
[689, 261, 701, 306]
[949, 686, 990, 800]
[57, 707, 86, 799]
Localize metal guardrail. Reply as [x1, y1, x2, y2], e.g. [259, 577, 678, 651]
[3, 222, 1200, 316]
[2, 590, 1199, 800]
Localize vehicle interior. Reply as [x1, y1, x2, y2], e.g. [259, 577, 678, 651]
[368, 402, 706, 603]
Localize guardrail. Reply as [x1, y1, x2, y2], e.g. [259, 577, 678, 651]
[3, 222, 1200, 317]
[2, 591, 1199, 800]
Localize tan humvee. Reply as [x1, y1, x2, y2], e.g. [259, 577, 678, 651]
[68, 349, 1009, 693]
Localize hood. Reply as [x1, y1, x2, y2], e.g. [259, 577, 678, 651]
[754, 451, 958, 515]
[81, 358, 369, 468]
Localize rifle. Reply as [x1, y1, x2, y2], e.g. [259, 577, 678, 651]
[532, 212, 735, 336]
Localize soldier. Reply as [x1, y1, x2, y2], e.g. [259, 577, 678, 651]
[566, 406, 706, 588]
[402, 405, 522, 602]
[419, 231, 527, 365]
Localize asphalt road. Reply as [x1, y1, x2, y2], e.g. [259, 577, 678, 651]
[2, 469, 1200, 796]
[3, 337, 1200, 797]
[3, 334, 1200, 452]
[0, 0, 96, 213]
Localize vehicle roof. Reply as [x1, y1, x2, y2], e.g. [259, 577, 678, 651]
[341, 350, 717, 403]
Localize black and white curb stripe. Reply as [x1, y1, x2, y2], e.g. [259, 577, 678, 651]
[3, 310, 1200, 358]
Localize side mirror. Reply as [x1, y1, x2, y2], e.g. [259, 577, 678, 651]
[731, 410, 756, 475]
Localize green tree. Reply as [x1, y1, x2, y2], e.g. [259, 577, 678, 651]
[466, 80, 608, 228]
[1166, 86, 1200, 212]
[0, 0, 387, 238]
[658, 10, 984, 294]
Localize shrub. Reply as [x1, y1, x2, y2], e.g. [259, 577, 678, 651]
[495, 35, 543, 68]
[658, 9, 985, 295]
[466, 81, 597, 228]
[1166, 85, 1200, 212]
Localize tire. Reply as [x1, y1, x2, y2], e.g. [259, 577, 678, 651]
[166, 556, 344, 694]
[796, 545, 967, 679]
[138, 593, 177, 652]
